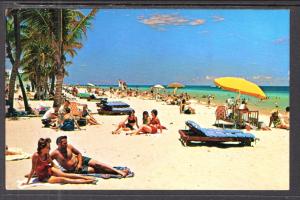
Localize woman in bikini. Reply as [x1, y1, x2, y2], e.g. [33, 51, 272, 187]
[269, 108, 289, 129]
[132, 109, 163, 135]
[112, 110, 139, 134]
[81, 104, 99, 125]
[142, 111, 151, 125]
[24, 138, 95, 185]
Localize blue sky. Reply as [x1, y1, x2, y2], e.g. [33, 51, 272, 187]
[7, 9, 290, 86]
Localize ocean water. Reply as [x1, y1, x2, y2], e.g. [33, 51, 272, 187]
[90, 84, 289, 113]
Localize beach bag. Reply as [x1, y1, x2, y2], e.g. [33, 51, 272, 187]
[61, 120, 75, 131]
[77, 118, 87, 126]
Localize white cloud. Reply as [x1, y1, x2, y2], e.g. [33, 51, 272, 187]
[252, 75, 272, 80]
[138, 14, 205, 28]
[273, 37, 289, 45]
[212, 16, 225, 22]
[189, 19, 205, 26]
[205, 75, 216, 80]
[199, 30, 209, 34]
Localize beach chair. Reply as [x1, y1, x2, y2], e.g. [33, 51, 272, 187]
[178, 120, 256, 147]
[77, 93, 91, 99]
[69, 102, 81, 117]
[97, 107, 133, 115]
[215, 105, 235, 128]
[96, 101, 130, 108]
[247, 111, 259, 127]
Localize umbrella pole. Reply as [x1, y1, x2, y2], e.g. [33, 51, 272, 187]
[173, 87, 177, 95]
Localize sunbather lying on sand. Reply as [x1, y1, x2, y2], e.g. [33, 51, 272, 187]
[51, 136, 129, 177]
[5, 145, 21, 155]
[23, 138, 95, 185]
[112, 110, 139, 134]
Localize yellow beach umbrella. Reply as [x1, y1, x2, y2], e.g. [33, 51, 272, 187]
[214, 77, 267, 99]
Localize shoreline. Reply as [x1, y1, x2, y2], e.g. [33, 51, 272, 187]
[69, 85, 289, 115]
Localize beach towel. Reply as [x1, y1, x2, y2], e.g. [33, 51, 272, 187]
[85, 166, 134, 179]
[6, 148, 31, 161]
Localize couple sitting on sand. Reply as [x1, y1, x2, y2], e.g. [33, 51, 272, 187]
[112, 109, 163, 135]
[24, 136, 129, 185]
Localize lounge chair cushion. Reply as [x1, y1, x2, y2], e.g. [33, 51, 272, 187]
[105, 101, 130, 108]
[77, 93, 91, 98]
[185, 120, 255, 139]
[111, 107, 133, 112]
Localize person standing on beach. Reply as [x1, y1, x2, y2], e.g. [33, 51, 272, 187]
[207, 95, 212, 107]
[50, 136, 129, 177]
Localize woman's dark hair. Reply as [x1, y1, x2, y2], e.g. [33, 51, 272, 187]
[286, 106, 290, 112]
[128, 109, 135, 116]
[151, 109, 158, 116]
[143, 111, 149, 120]
[65, 107, 71, 113]
[37, 138, 51, 154]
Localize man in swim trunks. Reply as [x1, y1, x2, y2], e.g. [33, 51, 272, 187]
[50, 136, 128, 177]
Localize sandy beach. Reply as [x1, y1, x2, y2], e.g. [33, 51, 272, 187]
[5, 90, 289, 190]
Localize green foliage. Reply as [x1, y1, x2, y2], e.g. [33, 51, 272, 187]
[6, 8, 98, 99]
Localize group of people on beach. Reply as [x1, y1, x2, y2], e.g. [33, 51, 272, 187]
[112, 109, 164, 135]
[41, 100, 99, 131]
[23, 135, 129, 185]
[222, 96, 290, 130]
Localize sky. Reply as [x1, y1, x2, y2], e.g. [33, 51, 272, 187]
[6, 9, 290, 86]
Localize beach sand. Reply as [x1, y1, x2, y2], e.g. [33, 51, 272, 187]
[5, 92, 289, 190]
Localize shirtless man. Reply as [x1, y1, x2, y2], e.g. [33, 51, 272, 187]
[50, 136, 128, 177]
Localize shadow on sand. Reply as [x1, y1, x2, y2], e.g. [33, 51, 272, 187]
[178, 139, 252, 149]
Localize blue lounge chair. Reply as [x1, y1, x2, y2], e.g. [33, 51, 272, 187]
[97, 107, 133, 115]
[178, 120, 256, 146]
[96, 101, 130, 108]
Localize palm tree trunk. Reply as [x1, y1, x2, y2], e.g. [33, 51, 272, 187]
[7, 10, 21, 112]
[54, 9, 64, 106]
[31, 80, 35, 92]
[17, 71, 31, 112]
[50, 73, 55, 94]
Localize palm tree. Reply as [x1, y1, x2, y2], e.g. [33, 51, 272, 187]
[6, 8, 98, 109]
[53, 9, 98, 106]
[20, 8, 98, 105]
[6, 9, 30, 113]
